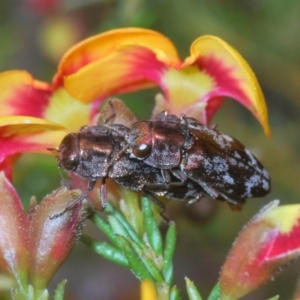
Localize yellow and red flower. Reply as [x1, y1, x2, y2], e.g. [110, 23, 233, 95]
[56, 27, 270, 135]
[0, 27, 269, 179]
[0, 70, 97, 178]
[220, 200, 300, 300]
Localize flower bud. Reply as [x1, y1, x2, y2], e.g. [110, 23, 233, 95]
[220, 200, 300, 299]
[28, 188, 87, 291]
[0, 172, 29, 288]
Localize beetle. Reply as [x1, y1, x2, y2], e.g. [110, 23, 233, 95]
[125, 111, 271, 207]
[53, 122, 204, 216]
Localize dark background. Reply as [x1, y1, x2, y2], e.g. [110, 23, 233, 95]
[2, 0, 300, 299]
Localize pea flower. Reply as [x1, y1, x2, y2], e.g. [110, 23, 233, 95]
[0, 171, 86, 298]
[220, 200, 300, 300]
[55, 27, 270, 136]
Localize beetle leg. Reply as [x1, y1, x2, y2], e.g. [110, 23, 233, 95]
[100, 177, 107, 209]
[193, 179, 220, 199]
[144, 191, 174, 224]
[215, 190, 246, 207]
[179, 114, 194, 152]
[144, 169, 186, 192]
[186, 195, 202, 206]
[170, 168, 187, 182]
[50, 180, 96, 219]
[162, 169, 171, 185]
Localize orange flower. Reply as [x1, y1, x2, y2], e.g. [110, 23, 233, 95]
[57, 27, 270, 136]
[220, 200, 300, 299]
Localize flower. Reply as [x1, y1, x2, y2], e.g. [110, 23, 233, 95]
[0, 69, 98, 178]
[0, 70, 95, 132]
[0, 171, 86, 297]
[220, 200, 300, 300]
[0, 27, 269, 178]
[56, 27, 270, 136]
[141, 280, 157, 300]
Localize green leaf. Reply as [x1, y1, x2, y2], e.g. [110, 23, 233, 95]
[207, 282, 220, 300]
[81, 234, 129, 267]
[118, 235, 164, 283]
[53, 280, 67, 300]
[91, 213, 121, 248]
[118, 235, 154, 281]
[106, 202, 144, 248]
[169, 286, 181, 300]
[185, 278, 202, 300]
[119, 188, 143, 235]
[141, 196, 163, 255]
[162, 223, 176, 285]
[266, 296, 279, 300]
[128, 239, 164, 283]
[108, 215, 129, 237]
[37, 289, 49, 300]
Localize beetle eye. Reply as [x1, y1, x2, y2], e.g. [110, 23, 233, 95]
[61, 155, 78, 171]
[132, 143, 151, 158]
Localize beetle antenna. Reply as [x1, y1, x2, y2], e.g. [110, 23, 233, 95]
[48, 147, 70, 187]
[47, 147, 69, 188]
[47, 147, 59, 155]
[58, 166, 70, 190]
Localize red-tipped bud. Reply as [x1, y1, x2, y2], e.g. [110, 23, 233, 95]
[220, 200, 300, 299]
[0, 172, 29, 287]
[28, 188, 87, 291]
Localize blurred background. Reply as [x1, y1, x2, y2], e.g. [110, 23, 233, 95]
[2, 0, 300, 299]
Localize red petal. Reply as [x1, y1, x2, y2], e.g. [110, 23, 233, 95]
[64, 45, 166, 103]
[55, 27, 179, 81]
[220, 202, 300, 299]
[0, 116, 67, 165]
[258, 206, 300, 260]
[187, 36, 270, 136]
[0, 71, 51, 118]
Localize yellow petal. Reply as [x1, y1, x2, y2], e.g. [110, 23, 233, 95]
[58, 28, 180, 103]
[44, 88, 92, 132]
[58, 27, 179, 75]
[0, 116, 67, 161]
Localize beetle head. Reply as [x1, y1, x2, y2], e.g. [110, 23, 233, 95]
[58, 133, 80, 172]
